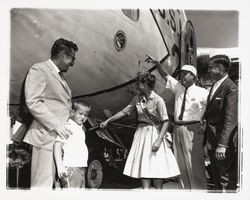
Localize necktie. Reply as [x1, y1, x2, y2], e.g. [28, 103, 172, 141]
[208, 83, 215, 101]
[178, 87, 187, 120]
[58, 71, 64, 79]
[58, 71, 67, 89]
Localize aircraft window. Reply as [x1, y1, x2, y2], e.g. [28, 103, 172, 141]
[122, 9, 139, 21]
[114, 30, 127, 52]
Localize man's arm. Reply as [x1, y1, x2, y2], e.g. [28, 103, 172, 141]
[145, 55, 169, 82]
[156, 61, 169, 83]
[215, 86, 238, 160]
[219, 86, 238, 147]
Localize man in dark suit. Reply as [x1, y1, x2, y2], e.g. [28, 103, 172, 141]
[204, 54, 238, 191]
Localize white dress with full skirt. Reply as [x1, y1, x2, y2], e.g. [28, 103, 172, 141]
[123, 124, 180, 179]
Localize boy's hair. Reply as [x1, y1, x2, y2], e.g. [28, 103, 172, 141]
[71, 99, 91, 111]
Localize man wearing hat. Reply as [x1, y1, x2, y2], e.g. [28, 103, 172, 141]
[146, 56, 208, 190]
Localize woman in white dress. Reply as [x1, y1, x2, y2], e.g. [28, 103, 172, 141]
[100, 73, 179, 189]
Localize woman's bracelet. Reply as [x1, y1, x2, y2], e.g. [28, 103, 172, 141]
[158, 136, 164, 140]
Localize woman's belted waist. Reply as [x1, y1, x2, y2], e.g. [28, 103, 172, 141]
[138, 121, 153, 126]
[138, 121, 151, 125]
[174, 120, 202, 126]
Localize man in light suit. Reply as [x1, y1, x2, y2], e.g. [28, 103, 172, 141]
[204, 54, 238, 191]
[23, 38, 78, 188]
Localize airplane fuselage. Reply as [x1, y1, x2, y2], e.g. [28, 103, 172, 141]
[9, 9, 195, 122]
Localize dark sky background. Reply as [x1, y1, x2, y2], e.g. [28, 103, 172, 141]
[185, 10, 239, 48]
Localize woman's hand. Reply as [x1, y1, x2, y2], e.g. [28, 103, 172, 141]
[152, 137, 163, 152]
[100, 120, 109, 129]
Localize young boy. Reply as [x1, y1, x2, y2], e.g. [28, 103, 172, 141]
[54, 100, 91, 188]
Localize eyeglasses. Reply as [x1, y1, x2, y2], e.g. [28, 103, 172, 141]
[66, 52, 75, 62]
[208, 65, 218, 70]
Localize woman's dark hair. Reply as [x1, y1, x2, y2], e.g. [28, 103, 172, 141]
[51, 38, 78, 58]
[136, 72, 156, 90]
[209, 54, 231, 73]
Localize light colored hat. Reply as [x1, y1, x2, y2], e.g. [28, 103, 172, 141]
[181, 65, 197, 76]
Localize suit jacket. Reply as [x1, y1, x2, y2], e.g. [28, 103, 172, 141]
[23, 60, 72, 151]
[204, 77, 238, 150]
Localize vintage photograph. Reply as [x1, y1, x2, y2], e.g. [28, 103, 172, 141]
[6, 6, 241, 193]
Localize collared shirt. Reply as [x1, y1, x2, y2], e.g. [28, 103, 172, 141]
[166, 75, 209, 122]
[48, 59, 60, 73]
[122, 90, 169, 124]
[210, 74, 228, 100]
[55, 119, 88, 167]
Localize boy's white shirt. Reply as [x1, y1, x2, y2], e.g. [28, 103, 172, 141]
[55, 119, 88, 167]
